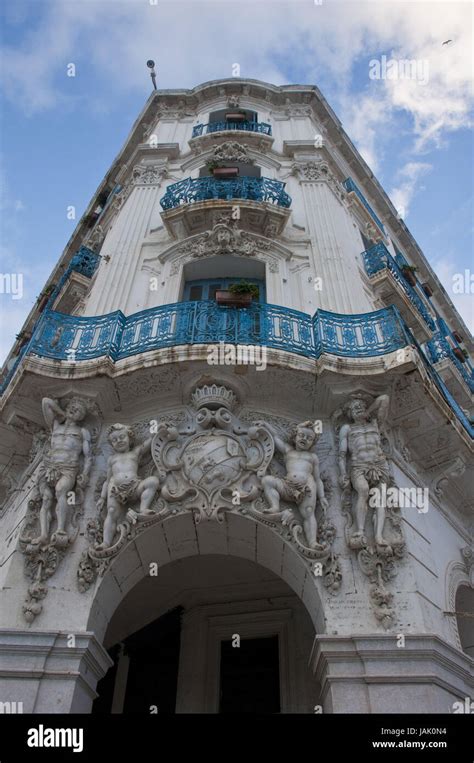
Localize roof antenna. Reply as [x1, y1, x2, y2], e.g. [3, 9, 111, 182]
[147, 60, 157, 90]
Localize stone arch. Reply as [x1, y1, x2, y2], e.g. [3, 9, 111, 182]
[445, 559, 473, 652]
[87, 510, 326, 645]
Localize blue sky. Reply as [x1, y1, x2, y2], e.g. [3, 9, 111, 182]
[0, 0, 473, 363]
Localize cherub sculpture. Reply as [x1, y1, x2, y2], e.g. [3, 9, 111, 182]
[257, 420, 328, 549]
[96, 424, 160, 549]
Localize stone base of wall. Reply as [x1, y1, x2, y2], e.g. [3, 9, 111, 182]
[312, 634, 473, 714]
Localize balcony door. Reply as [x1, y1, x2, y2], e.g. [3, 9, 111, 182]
[181, 278, 265, 345]
[183, 278, 265, 303]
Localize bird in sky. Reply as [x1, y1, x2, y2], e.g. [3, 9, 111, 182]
[442, 39, 453, 45]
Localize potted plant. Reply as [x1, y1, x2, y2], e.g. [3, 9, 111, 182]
[206, 160, 239, 179]
[452, 330, 463, 343]
[400, 264, 417, 286]
[452, 346, 468, 363]
[225, 110, 247, 122]
[37, 284, 56, 312]
[421, 282, 433, 298]
[216, 281, 259, 307]
[15, 330, 31, 349]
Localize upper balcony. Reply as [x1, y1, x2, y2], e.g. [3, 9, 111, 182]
[425, 329, 474, 408]
[343, 177, 386, 241]
[159, 176, 291, 237]
[189, 119, 273, 153]
[362, 242, 436, 343]
[192, 120, 272, 138]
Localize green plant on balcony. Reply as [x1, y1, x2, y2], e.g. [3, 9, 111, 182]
[36, 284, 56, 312]
[216, 280, 259, 307]
[228, 281, 260, 298]
[401, 264, 418, 286]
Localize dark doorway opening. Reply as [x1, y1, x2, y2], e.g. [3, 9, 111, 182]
[219, 635, 280, 713]
[93, 607, 182, 714]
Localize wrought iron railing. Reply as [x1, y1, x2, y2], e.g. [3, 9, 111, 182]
[0, 246, 101, 394]
[2, 299, 472, 437]
[343, 177, 385, 233]
[425, 332, 474, 392]
[362, 242, 436, 332]
[160, 177, 291, 210]
[23, 302, 409, 364]
[192, 121, 272, 138]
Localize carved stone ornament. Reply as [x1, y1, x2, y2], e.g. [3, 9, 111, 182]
[77, 385, 341, 594]
[333, 393, 405, 628]
[432, 456, 466, 497]
[175, 220, 271, 263]
[19, 396, 100, 621]
[291, 161, 346, 202]
[285, 99, 312, 117]
[212, 141, 253, 164]
[85, 224, 105, 252]
[132, 163, 167, 186]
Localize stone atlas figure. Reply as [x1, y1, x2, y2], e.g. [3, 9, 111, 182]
[33, 397, 92, 547]
[338, 394, 390, 548]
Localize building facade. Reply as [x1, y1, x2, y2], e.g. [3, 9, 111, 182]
[0, 79, 472, 714]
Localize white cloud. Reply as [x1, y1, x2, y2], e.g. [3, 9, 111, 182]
[389, 161, 432, 219]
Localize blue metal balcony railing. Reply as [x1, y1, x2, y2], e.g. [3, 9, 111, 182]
[425, 332, 474, 393]
[343, 177, 385, 233]
[23, 303, 409, 363]
[2, 300, 472, 437]
[192, 121, 272, 138]
[0, 246, 101, 395]
[160, 176, 291, 211]
[362, 242, 436, 332]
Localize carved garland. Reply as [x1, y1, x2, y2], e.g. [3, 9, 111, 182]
[77, 386, 342, 596]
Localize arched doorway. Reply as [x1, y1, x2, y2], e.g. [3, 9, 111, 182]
[88, 513, 325, 713]
[455, 585, 474, 659]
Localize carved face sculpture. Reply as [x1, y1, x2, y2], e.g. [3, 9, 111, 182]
[294, 426, 316, 451]
[108, 426, 131, 453]
[65, 399, 87, 422]
[348, 398, 368, 423]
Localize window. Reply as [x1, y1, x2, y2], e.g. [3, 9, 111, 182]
[208, 108, 258, 124]
[183, 278, 265, 303]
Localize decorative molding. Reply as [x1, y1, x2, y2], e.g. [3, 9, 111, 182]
[132, 163, 168, 186]
[212, 141, 253, 164]
[77, 386, 341, 594]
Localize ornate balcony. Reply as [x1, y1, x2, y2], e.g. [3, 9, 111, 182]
[425, 331, 474, 408]
[159, 176, 292, 237]
[192, 121, 272, 138]
[160, 177, 291, 211]
[3, 301, 472, 436]
[0, 246, 101, 395]
[22, 302, 408, 363]
[362, 242, 436, 343]
[343, 177, 385, 239]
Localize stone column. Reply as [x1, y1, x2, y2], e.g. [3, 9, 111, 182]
[0, 630, 112, 713]
[86, 164, 167, 317]
[294, 162, 374, 314]
[311, 634, 474, 714]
